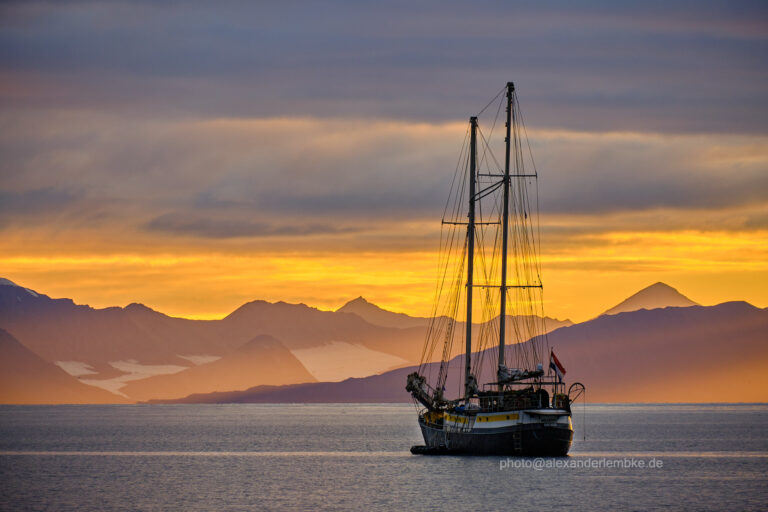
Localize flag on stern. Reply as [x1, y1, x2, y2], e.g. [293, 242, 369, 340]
[550, 350, 566, 383]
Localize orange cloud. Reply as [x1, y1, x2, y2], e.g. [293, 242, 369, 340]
[2, 114, 767, 323]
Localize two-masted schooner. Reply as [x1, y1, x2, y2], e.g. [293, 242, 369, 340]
[407, 82, 584, 456]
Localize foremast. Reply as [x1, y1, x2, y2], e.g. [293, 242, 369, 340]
[464, 116, 477, 399]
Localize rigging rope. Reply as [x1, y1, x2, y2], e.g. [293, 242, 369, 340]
[419, 84, 550, 399]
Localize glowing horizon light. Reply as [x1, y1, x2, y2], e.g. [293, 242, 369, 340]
[2, 226, 766, 323]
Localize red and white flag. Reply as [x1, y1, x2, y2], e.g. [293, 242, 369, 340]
[550, 350, 566, 382]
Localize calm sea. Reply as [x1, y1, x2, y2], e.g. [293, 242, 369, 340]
[1, 404, 766, 511]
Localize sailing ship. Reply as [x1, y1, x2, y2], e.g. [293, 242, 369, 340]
[406, 82, 584, 456]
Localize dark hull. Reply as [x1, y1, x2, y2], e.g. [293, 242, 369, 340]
[416, 417, 573, 456]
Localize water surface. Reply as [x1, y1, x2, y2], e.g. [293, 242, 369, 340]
[1, 404, 766, 511]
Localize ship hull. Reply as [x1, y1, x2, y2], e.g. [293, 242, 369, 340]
[416, 413, 573, 456]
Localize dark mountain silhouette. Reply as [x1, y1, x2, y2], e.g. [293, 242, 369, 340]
[337, 296, 430, 328]
[3, 278, 762, 404]
[0, 328, 127, 404]
[0, 279, 571, 400]
[602, 282, 698, 316]
[556, 301, 767, 402]
[337, 295, 572, 334]
[157, 302, 768, 404]
[0, 283, 233, 367]
[223, 299, 420, 357]
[148, 369, 418, 404]
[0, 282, 423, 369]
[0, 280, 430, 399]
[120, 335, 316, 401]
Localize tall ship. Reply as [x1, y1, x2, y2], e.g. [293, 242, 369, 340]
[407, 82, 584, 456]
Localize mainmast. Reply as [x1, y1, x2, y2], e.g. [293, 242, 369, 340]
[498, 82, 514, 376]
[464, 116, 477, 399]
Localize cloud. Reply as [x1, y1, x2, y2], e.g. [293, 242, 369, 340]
[531, 130, 768, 214]
[0, 187, 83, 229]
[1, 1, 766, 321]
[144, 213, 359, 239]
[1, 1, 766, 132]
[1, 112, 766, 248]
[0, 187, 80, 214]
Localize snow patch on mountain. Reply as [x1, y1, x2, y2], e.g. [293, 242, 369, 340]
[0, 277, 39, 297]
[80, 360, 190, 396]
[54, 361, 98, 377]
[177, 354, 222, 366]
[291, 341, 410, 382]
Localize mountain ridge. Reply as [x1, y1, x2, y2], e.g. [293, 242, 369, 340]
[154, 301, 768, 404]
[602, 282, 698, 316]
[1, 277, 763, 404]
[337, 296, 430, 329]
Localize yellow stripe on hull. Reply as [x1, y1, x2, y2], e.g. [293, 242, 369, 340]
[442, 411, 570, 430]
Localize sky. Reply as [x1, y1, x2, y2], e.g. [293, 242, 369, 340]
[1, 0, 767, 322]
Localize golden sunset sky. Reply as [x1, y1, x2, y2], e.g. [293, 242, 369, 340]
[1, 2, 766, 322]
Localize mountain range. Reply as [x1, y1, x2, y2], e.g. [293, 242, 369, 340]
[154, 301, 768, 404]
[1, 277, 765, 403]
[0, 282, 420, 399]
[0, 278, 567, 401]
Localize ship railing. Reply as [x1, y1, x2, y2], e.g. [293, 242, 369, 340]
[482, 378, 565, 389]
[476, 393, 562, 411]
